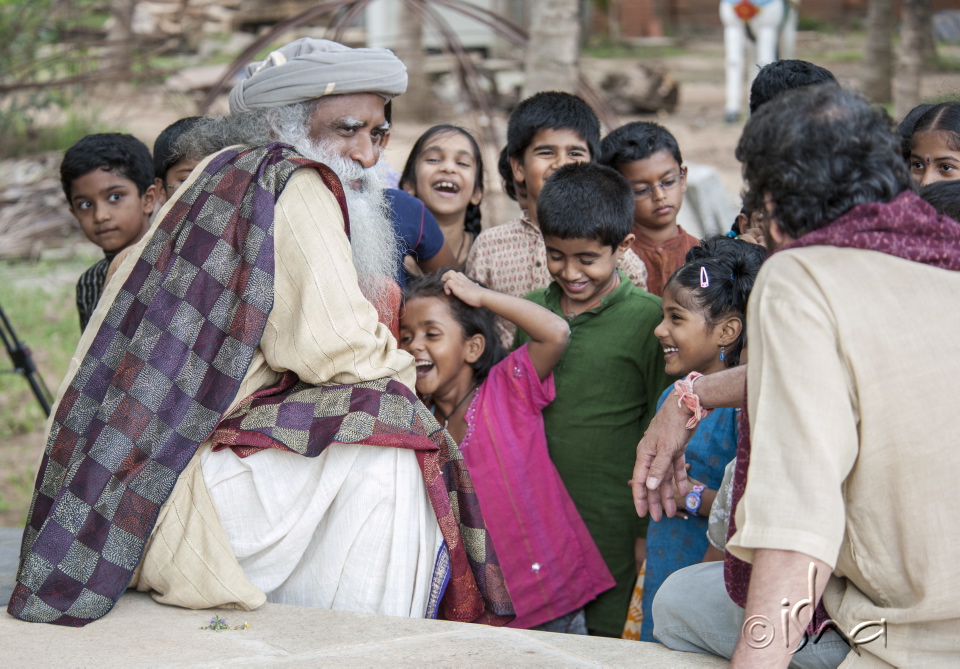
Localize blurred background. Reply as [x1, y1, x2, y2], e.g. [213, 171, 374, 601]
[1, 0, 958, 526]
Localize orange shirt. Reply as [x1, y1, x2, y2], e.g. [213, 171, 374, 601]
[630, 225, 700, 297]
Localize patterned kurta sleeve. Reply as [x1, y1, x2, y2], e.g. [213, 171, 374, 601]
[464, 228, 495, 287]
[260, 168, 416, 390]
[619, 249, 649, 291]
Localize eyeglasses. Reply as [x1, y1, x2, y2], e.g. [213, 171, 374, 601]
[633, 173, 685, 200]
[164, 180, 187, 192]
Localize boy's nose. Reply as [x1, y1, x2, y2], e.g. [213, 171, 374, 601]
[94, 204, 110, 222]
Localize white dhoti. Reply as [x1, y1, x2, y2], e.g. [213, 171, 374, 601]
[201, 444, 444, 617]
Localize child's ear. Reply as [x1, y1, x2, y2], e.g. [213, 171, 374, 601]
[509, 155, 526, 185]
[719, 316, 743, 346]
[464, 333, 486, 364]
[680, 165, 688, 195]
[617, 234, 635, 258]
[141, 183, 159, 214]
[470, 187, 483, 206]
[154, 178, 168, 206]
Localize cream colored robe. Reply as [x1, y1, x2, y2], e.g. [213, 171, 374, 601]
[729, 246, 960, 667]
[69, 153, 442, 617]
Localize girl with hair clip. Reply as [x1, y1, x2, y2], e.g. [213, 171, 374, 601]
[400, 126, 485, 267]
[905, 101, 960, 187]
[399, 270, 614, 633]
[632, 236, 767, 642]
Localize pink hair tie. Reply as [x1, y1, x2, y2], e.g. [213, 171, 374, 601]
[674, 371, 713, 430]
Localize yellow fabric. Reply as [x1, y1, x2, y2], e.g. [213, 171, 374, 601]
[87, 153, 418, 612]
[728, 246, 960, 667]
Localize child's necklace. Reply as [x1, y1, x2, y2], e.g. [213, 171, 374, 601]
[434, 384, 478, 429]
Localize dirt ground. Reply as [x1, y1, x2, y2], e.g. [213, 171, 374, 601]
[2, 31, 959, 527]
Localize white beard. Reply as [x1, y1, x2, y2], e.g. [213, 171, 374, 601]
[279, 132, 401, 317]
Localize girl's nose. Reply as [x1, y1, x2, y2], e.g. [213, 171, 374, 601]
[653, 319, 668, 338]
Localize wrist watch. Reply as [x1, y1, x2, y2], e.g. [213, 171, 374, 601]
[685, 485, 705, 516]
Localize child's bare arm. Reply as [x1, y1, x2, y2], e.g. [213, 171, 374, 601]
[441, 271, 569, 380]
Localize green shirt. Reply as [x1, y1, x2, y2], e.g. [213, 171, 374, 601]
[514, 272, 674, 635]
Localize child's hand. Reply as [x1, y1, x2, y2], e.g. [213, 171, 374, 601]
[673, 465, 705, 519]
[441, 271, 487, 307]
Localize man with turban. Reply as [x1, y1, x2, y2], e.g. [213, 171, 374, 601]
[10, 39, 512, 627]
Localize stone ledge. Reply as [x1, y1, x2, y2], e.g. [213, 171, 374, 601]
[1, 527, 724, 667]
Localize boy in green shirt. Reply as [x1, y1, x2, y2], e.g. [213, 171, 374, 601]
[514, 162, 674, 637]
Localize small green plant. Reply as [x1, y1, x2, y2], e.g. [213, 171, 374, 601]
[200, 615, 250, 631]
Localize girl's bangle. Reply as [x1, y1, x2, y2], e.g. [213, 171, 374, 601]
[674, 371, 712, 430]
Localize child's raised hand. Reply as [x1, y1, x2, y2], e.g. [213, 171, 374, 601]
[441, 271, 487, 307]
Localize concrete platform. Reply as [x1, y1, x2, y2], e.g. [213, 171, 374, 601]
[0, 527, 725, 666]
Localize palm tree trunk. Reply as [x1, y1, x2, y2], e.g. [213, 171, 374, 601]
[894, 0, 927, 119]
[861, 0, 894, 104]
[522, 0, 581, 97]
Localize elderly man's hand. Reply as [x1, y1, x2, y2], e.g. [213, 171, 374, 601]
[631, 390, 696, 521]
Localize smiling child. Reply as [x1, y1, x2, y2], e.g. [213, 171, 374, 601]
[513, 162, 673, 637]
[466, 92, 649, 347]
[601, 122, 699, 297]
[61, 133, 157, 330]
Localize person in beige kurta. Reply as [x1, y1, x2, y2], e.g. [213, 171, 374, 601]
[115, 163, 443, 616]
[92, 39, 446, 618]
[635, 85, 960, 668]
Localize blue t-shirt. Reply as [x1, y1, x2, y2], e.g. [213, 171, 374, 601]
[640, 387, 739, 642]
[386, 189, 445, 288]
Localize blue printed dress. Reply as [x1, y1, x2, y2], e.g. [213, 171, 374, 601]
[640, 388, 739, 642]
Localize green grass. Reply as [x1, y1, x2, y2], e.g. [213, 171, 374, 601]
[0, 258, 85, 439]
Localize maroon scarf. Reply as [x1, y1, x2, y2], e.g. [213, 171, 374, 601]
[725, 190, 960, 628]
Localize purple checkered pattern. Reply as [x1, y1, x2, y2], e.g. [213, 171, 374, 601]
[8, 144, 345, 626]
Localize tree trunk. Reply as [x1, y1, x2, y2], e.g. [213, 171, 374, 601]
[861, 0, 895, 104]
[392, 0, 433, 122]
[103, 0, 137, 77]
[608, 0, 622, 44]
[917, 0, 938, 63]
[894, 0, 927, 119]
[523, 0, 581, 97]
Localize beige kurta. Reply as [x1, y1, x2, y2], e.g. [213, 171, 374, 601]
[71, 151, 441, 616]
[728, 246, 960, 667]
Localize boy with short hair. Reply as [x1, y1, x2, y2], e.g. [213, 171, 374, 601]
[600, 121, 699, 297]
[61, 133, 157, 330]
[467, 91, 648, 346]
[153, 117, 203, 206]
[513, 162, 674, 637]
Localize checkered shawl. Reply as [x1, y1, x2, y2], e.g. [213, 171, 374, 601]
[210, 372, 515, 625]
[8, 144, 343, 626]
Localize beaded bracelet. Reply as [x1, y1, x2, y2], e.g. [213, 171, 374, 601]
[674, 371, 712, 430]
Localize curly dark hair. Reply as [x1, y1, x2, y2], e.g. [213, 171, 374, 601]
[736, 84, 911, 239]
[399, 125, 484, 236]
[919, 179, 960, 221]
[60, 133, 154, 200]
[402, 271, 506, 384]
[665, 236, 767, 368]
[748, 60, 836, 115]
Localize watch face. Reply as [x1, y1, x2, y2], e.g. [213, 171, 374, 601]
[685, 493, 700, 509]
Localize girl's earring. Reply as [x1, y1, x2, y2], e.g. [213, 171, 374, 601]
[719, 344, 726, 362]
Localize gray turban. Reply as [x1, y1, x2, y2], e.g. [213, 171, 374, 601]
[229, 38, 407, 114]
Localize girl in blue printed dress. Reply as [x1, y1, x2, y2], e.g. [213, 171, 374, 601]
[639, 236, 766, 642]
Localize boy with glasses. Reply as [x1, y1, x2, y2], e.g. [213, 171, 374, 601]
[601, 122, 698, 296]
